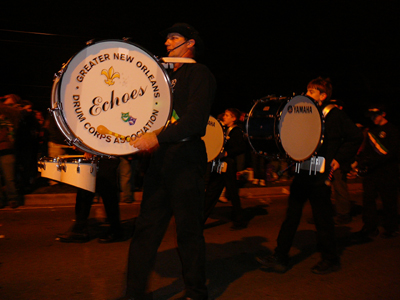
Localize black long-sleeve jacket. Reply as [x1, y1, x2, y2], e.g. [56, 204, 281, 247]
[309, 104, 363, 182]
[357, 121, 399, 176]
[157, 63, 216, 144]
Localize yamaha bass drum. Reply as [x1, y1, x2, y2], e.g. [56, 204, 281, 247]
[246, 95, 324, 162]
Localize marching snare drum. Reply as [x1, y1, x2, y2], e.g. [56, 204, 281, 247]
[202, 115, 225, 162]
[246, 95, 324, 162]
[38, 155, 98, 192]
[38, 157, 62, 182]
[51, 39, 173, 156]
[59, 156, 98, 192]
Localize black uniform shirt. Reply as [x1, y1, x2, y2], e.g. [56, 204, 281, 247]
[157, 63, 216, 144]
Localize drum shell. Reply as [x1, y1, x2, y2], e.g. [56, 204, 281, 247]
[246, 95, 324, 162]
[38, 156, 97, 192]
[60, 157, 97, 192]
[38, 157, 62, 182]
[246, 99, 285, 158]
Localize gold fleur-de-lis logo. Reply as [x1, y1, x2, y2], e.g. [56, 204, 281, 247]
[101, 67, 120, 86]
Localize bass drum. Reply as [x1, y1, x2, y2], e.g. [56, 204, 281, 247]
[51, 39, 173, 156]
[278, 95, 324, 162]
[201, 115, 225, 162]
[246, 98, 285, 159]
[246, 95, 324, 162]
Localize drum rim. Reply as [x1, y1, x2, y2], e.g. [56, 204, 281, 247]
[51, 39, 173, 156]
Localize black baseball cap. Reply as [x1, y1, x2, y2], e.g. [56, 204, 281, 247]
[160, 23, 204, 56]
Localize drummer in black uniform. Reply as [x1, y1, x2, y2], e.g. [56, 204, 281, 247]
[257, 77, 363, 274]
[353, 105, 399, 239]
[121, 23, 216, 300]
[204, 108, 247, 229]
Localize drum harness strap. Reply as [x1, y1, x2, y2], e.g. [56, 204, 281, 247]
[296, 104, 338, 175]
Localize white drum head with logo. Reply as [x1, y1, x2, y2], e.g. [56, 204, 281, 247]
[202, 116, 225, 162]
[52, 40, 172, 156]
[278, 95, 323, 161]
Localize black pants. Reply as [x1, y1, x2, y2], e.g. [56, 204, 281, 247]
[74, 158, 121, 233]
[126, 141, 207, 300]
[204, 158, 243, 223]
[362, 172, 399, 233]
[275, 174, 338, 263]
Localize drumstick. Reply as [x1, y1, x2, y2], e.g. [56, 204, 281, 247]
[97, 125, 130, 142]
[276, 162, 295, 178]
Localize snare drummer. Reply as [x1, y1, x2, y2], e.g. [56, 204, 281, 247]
[204, 108, 247, 229]
[123, 23, 216, 300]
[257, 77, 363, 274]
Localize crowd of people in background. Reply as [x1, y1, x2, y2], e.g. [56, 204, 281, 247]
[1, 91, 398, 227]
[1, 91, 399, 254]
[0, 91, 297, 212]
[0, 94, 48, 209]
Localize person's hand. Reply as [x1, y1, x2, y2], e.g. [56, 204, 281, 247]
[130, 132, 159, 152]
[330, 159, 340, 171]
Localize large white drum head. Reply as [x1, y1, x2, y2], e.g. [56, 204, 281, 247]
[202, 116, 225, 162]
[278, 95, 323, 161]
[55, 40, 172, 156]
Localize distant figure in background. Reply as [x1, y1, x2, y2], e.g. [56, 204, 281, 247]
[251, 153, 267, 186]
[0, 94, 24, 208]
[34, 110, 49, 158]
[353, 105, 399, 239]
[14, 100, 42, 195]
[204, 108, 247, 229]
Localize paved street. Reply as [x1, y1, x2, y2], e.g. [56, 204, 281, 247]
[1, 185, 400, 300]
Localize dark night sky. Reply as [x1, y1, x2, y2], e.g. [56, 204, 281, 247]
[1, 1, 399, 126]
